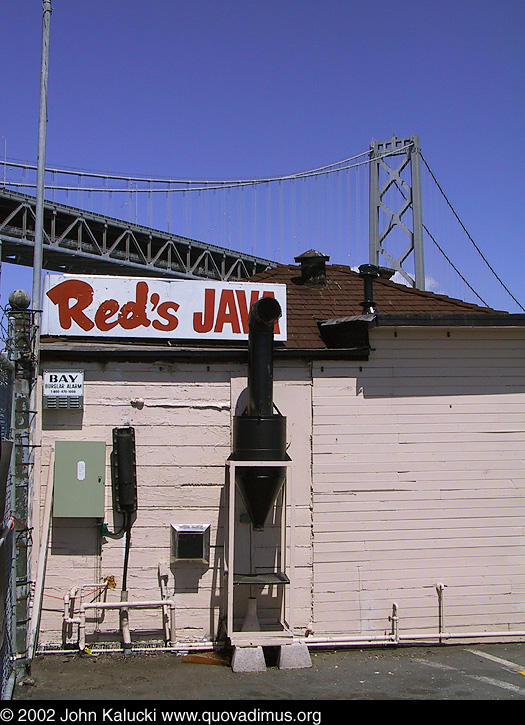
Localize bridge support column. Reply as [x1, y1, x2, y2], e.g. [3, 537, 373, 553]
[369, 134, 425, 290]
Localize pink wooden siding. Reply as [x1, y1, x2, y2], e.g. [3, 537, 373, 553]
[34, 326, 525, 648]
[36, 362, 313, 647]
[37, 363, 233, 645]
[311, 327, 525, 640]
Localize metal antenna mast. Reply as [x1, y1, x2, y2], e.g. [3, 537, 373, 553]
[369, 134, 425, 289]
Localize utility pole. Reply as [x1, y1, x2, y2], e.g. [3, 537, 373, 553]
[33, 0, 52, 330]
[10, 0, 52, 677]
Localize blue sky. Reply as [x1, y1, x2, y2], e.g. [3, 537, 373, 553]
[1, 0, 524, 312]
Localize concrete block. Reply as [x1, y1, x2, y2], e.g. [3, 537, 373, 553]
[231, 646, 267, 673]
[278, 642, 312, 670]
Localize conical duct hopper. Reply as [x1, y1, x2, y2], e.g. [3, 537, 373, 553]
[232, 415, 289, 530]
[230, 297, 288, 530]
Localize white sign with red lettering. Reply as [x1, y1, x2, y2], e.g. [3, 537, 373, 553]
[42, 275, 287, 341]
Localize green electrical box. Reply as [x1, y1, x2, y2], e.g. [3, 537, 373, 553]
[53, 441, 106, 518]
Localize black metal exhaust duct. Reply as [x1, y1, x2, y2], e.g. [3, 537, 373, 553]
[358, 264, 380, 315]
[231, 297, 289, 531]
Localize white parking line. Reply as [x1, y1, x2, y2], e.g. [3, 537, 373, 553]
[466, 648, 525, 675]
[416, 655, 525, 697]
[470, 675, 525, 697]
[415, 659, 455, 671]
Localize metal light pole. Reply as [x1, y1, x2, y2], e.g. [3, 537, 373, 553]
[33, 0, 52, 325]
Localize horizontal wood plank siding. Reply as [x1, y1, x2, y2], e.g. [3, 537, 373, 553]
[38, 362, 233, 645]
[311, 328, 525, 638]
[37, 360, 313, 647]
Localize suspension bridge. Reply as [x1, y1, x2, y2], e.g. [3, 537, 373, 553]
[0, 134, 522, 312]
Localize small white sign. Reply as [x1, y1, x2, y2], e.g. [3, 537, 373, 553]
[43, 371, 84, 398]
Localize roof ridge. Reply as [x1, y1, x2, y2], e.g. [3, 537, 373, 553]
[258, 262, 504, 314]
[373, 274, 503, 313]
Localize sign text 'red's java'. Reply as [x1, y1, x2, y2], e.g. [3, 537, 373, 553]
[42, 276, 287, 341]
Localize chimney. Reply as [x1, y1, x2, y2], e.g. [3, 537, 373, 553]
[294, 250, 330, 288]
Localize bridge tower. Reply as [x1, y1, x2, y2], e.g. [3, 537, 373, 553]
[368, 134, 425, 290]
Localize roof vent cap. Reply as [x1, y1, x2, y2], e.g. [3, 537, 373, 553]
[378, 266, 395, 280]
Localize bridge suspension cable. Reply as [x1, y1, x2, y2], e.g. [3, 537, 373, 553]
[1, 138, 522, 313]
[423, 224, 489, 307]
[421, 153, 524, 313]
[3, 146, 390, 192]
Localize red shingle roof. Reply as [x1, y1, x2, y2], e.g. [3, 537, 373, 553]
[249, 262, 506, 349]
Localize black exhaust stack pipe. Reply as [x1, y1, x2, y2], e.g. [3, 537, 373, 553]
[231, 297, 289, 531]
[358, 264, 380, 315]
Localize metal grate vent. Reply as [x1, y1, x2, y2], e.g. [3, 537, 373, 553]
[44, 396, 83, 409]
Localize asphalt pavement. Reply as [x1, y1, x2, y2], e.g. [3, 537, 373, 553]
[11, 641, 525, 701]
